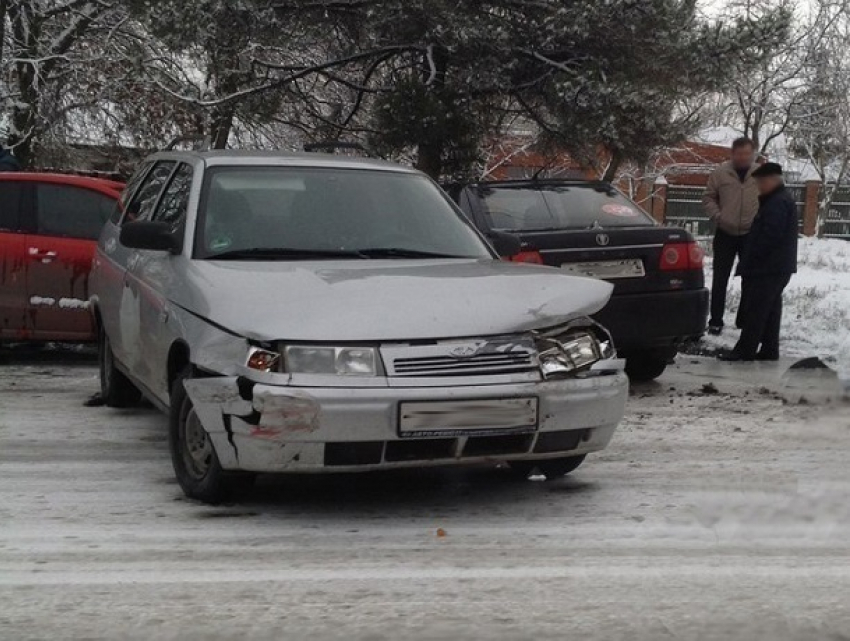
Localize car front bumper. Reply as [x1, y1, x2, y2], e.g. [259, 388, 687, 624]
[184, 365, 628, 473]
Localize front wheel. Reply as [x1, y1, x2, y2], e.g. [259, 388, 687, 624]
[169, 368, 254, 503]
[99, 329, 141, 408]
[624, 350, 669, 382]
[509, 455, 587, 480]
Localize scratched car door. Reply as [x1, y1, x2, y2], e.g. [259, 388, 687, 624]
[131, 162, 193, 396]
[117, 161, 176, 380]
[26, 183, 115, 341]
[0, 180, 29, 340]
[94, 163, 153, 365]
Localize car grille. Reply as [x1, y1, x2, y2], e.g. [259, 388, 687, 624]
[381, 336, 537, 378]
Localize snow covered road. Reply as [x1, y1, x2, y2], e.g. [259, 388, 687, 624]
[1, 352, 849, 640]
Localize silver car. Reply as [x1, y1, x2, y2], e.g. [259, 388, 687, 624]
[90, 151, 628, 503]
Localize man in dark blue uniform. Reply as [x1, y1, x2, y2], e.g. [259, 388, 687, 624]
[720, 163, 798, 362]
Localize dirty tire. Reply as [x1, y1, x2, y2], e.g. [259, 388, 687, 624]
[509, 455, 587, 480]
[99, 329, 141, 408]
[625, 351, 669, 382]
[169, 368, 254, 504]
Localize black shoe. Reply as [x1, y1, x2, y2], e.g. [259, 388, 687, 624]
[756, 353, 779, 362]
[718, 351, 753, 362]
[708, 324, 723, 336]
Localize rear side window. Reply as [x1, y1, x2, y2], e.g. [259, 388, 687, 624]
[111, 162, 152, 224]
[35, 184, 116, 240]
[153, 163, 193, 229]
[124, 161, 176, 223]
[478, 185, 655, 231]
[0, 181, 23, 232]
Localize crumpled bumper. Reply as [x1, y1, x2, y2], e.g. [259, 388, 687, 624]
[184, 365, 628, 473]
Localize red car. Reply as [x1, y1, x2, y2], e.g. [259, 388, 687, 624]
[0, 173, 123, 343]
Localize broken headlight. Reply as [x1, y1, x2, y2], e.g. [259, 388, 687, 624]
[535, 331, 603, 379]
[246, 347, 281, 372]
[284, 346, 378, 376]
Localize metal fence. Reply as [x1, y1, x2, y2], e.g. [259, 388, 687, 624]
[665, 183, 850, 239]
[824, 186, 850, 239]
[664, 184, 806, 238]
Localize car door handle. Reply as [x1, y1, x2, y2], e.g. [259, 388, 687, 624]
[29, 247, 58, 262]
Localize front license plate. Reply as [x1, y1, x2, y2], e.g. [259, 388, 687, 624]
[399, 398, 538, 437]
[561, 258, 645, 279]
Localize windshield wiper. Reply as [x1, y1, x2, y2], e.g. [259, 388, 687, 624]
[207, 247, 367, 260]
[356, 247, 468, 259]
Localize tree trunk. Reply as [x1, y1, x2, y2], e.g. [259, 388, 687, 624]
[209, 108, 234, 149]
[413, 46, 448, 180]
[9, 67, 39, 168]
[415, 141, 443, 180]
[0, 1, 7, 72]
[602, 150, 623, 182]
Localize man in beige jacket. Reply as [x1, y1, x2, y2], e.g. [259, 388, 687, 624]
[702, 137, 760, 334]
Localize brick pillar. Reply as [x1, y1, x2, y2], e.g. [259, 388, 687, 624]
[650, 180, 668, 225]
[803, 180, 820, 237]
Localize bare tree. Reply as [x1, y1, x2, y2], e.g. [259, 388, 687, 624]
[0, 0, 120, 167]
[709, 0, 849, 155]
[788, 23, 850, 235]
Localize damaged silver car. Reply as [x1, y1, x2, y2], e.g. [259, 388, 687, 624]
[90, 151, 628, 502]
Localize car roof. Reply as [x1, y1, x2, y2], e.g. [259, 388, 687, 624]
[0, 172, 124, 195]
[145, 150, 419, 174]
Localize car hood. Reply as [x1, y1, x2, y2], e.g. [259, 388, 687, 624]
[174, 259, 614, 342]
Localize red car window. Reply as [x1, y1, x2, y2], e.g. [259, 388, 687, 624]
[36, 183, 116, 240]
[0, 181, 24, 232]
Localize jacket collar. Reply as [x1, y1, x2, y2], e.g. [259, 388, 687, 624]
[722, 160, 756, 178]
[758, 184, 786, 203]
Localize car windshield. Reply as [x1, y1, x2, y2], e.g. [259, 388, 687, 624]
[478, 185, 656, 231]
[197, 167, 492, 260]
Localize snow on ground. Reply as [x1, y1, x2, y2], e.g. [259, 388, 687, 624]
[700, 237, 850, 377]
[1, 352, 849, 640]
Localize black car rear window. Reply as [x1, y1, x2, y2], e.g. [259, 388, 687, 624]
[478, 185, 655, 231]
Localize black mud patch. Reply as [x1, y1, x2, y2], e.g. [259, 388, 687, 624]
[196, 510, 260, 519]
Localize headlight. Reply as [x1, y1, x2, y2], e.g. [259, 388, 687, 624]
[246, 347, 281, 372]
[284, 346, 378, 376]
[598, 338, 616, 360]
[535, 331, 602, 378]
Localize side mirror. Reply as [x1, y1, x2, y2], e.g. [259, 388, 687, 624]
[488, 231, 522, 258]
[120, 221, 181, 253]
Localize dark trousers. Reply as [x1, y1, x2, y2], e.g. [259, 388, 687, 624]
[710, 230, 749, 326]
[733, 274, 791, 359]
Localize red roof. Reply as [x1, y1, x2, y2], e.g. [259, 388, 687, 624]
[483, 138, 732, 186]
[0, 172, 124, 196]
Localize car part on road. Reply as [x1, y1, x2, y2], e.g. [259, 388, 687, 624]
[509, 455, 587, 480]
[99, 330, 141, 408]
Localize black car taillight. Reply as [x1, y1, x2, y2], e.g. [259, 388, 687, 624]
[508, 250, 544, 264]
[660, 242, 704, 271]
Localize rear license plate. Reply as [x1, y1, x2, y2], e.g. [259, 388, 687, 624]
[561, 258, 645, 279]
[398, 398, 538, 438]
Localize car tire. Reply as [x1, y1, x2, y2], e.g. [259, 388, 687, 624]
[509, 455, 587, 480]
[625, 351, 669, 382]
[169, 368, 255, 504]
[99, 329, 141, 408]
